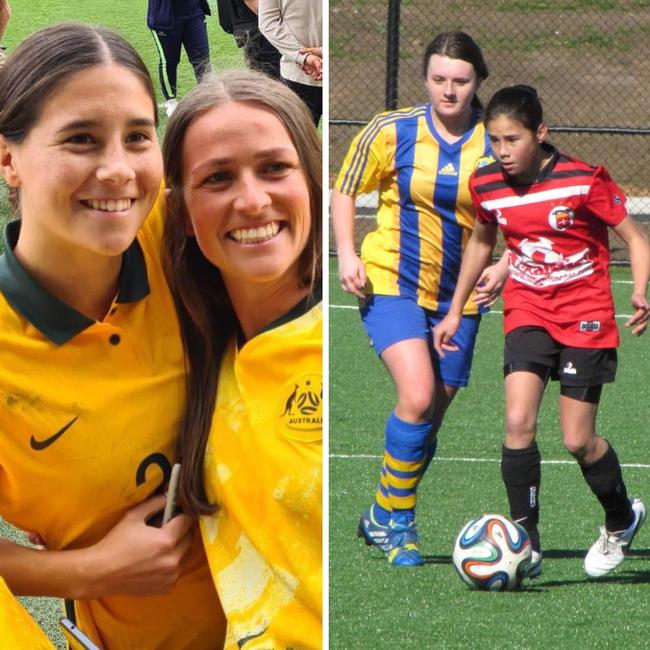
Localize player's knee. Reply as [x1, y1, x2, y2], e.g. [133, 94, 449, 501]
[396, 389, 433, 421]
[504, 409, 536, 439]
[562, 434, 594, 461]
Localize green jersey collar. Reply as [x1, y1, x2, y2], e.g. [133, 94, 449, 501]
[0, 220, 150, 345]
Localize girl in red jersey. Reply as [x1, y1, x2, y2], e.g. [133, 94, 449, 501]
[434, 85, 650, 579]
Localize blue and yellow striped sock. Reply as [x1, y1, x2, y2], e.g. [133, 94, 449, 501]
[420, 437, 439, 477]
[383, 412, 431, 522]
[371, 463, 392, 525]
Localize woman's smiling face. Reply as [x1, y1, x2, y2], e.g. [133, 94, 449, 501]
[180, 101, 311, 292]
[1, 63, 161, 259]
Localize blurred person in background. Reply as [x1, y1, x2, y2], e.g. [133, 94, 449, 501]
[147, 0, 212, 116]
[259, 0, 322, 125]
[214, 0, 281, 80]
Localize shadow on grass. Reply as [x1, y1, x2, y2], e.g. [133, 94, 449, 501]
[542, 547, 650, 560]
[540, 571, 650, 587]
[419, 547, 650, 589]
[422, 554, 452, 565]
[526, 546, 650, 588]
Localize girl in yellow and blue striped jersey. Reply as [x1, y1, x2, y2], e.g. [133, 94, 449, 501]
[162, 71, 322, 649]
[332, 32, 508, 566]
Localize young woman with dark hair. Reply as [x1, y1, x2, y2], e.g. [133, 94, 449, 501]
[0, 22, 224, 647]
[435, 84, 649, 579]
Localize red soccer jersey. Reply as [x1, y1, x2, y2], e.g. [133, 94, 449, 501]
[470, 146, 627, 348]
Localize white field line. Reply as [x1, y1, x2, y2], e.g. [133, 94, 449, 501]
[329, 304, 635, 319]
[330, 452, 650, 469]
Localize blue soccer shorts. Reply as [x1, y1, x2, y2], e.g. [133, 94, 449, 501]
[359, 294, 481, 387]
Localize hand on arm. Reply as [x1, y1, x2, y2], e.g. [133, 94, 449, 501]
[473, 249, 509, 308]
[613, 216, 650, 335]
[433, 222, 498, 356]
[299, 47, 323, 80]
[301, 53, 322, 80]
[299, 46, 322, 58]
[1, 495, 193, 599]
[258, 0, 321, 71]
[331, 190, 367, 299]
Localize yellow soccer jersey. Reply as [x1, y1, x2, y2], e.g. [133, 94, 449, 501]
[201, 297, 323, 650]
[0, 200, 224, 648]
[0, 577, 54, 649]
[335, 104, 493, 314]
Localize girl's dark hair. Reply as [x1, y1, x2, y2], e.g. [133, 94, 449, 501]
[0, 22, 158, 144]
[421, 31, 489, 109]
[162, 70, 322, 516]
[485, 85, 544, 132]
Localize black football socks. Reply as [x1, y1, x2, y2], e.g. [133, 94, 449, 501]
[501, 443, 542, 551]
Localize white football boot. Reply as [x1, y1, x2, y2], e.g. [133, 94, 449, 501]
[584, 497, 646, 578]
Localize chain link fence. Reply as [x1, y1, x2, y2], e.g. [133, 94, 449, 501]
[329, 0, 650, 261]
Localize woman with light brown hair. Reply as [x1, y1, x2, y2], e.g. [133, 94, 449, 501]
[162, 69, 323, 649]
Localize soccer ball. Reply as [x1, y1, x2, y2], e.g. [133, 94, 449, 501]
[452, 514, 532, 591]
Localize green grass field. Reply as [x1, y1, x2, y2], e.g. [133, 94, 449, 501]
[329, 258, 650, 648]
[0, 3, 243, 646]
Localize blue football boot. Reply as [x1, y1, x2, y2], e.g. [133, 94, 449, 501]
[386, 514, 424, 567]
[357, 506, 391, 552]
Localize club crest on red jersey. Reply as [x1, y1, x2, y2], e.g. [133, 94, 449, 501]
[548, 206, 574, 231]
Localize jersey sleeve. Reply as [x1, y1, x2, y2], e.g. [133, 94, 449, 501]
[334, 116, 388, 196]
[469, 174, 496, 225]
[583, 165, 627, 226]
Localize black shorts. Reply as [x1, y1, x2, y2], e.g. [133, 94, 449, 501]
[504, 326, 617, 390]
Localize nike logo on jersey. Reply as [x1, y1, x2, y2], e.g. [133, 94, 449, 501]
[30, 416, 79, 450]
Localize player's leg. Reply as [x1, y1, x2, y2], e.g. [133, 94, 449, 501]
[420, 313, 482, 478]
[355, 296, 433, 566]
[502, 371, 545, 552]
[150, 27, 181, 115]
[501, 327, 554, 569]
[558, 348, 646, 576]
[182, 12, 211, 83]
[379, 338, 434, 566]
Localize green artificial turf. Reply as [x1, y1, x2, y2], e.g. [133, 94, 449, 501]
[329, 258, 650, 649]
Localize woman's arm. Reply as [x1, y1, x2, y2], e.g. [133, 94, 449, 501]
[473, 249, 509, 307]
[331, 189, 367, 299]
[258, 0, 314, 67]
[433, 221, 498, 355]
[612, 215, 650, 335]
[0, 495, 194, 599]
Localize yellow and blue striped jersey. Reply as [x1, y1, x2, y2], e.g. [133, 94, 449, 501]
[335, 104, 493, 314]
